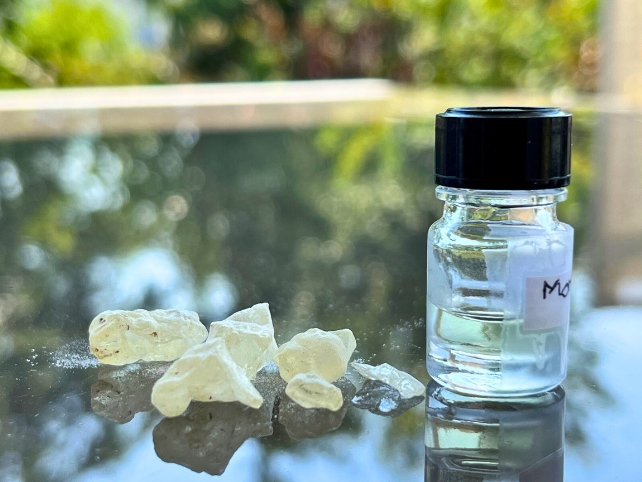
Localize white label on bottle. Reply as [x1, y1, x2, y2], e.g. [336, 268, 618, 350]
[523, 271, 572, 331]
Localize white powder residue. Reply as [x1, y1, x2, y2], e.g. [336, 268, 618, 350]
[50, 338, 100, 369]
[105, 362, 170, 380]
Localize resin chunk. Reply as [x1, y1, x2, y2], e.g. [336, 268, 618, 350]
[285, 372, 343, 411]
[225, 302, 273, 327]
[207, 303, 278, 380]
[153, 371, 279, 475]
[91, 362, 170, 423]
[277, 377, 355, 440]
[88, 309, 207, 365]
[151, 338, 263, 417]
[273, 328, 356, 382]
[331, 329, 357, 356]
[351, 362, 424, 399]
[351, 379, 424, 417]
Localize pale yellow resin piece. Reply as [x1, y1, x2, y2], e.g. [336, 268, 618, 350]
[351, 362, 424, 398]
[331, 329, 357, 355]
[273, 328, 356, 383]
[151, 338, 263, 417]
[285, 372, 344, 411]
[89, 309, 208, 365]
[208, 303, 278, 380]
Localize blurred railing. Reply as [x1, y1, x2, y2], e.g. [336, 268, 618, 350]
[0, 79, 602, 140]
[0, 80, 394, 140]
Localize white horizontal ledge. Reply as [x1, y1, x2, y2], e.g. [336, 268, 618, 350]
[0, 79, 397, 110]
[0, 79, 638, 141]
[0, 79, 396, 140]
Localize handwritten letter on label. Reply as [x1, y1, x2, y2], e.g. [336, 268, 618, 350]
[524, 271, 572, 331]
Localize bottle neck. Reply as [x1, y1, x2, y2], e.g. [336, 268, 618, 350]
[436, 187, 567, 206]
[436, 187, 567, 225]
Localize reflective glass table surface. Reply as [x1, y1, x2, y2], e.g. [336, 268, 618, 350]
[0, 124, 640, 481]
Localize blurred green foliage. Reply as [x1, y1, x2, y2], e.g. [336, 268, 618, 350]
[1, 0, 599, 90]
[148, 0, 599, 90]
[0, 0, 167, 87]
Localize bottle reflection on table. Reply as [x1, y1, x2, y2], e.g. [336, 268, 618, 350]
[424, 381, 565, 482]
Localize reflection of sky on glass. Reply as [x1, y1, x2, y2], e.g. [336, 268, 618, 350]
[87, 248, 195, 312]
[72, 432, 261, 482]
[18, 242, 47, 271]
[71, 412, 423, 482]
[198, 274, 239, 321]
[87, 248, 238, 320]
[269, 415, 422, 481]
[56, 139, 128, 214]
[35, 395, 105, 481]
[565, 307, 642, 481]
[0, 159, 23, 200]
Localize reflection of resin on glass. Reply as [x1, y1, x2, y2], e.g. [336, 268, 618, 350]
[152, 366, 283, 475]
[352, 379, 423, 417]
[424, 381, 564, 481]
[152, 369, 357, 474]
[277, 376, 355, 440]
[91, 362, 170, 423]
[152, 402, 272, 475]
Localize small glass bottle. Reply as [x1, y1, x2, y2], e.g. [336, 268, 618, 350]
[424, 381, 565, 482]
[427, 107, 573, 397]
